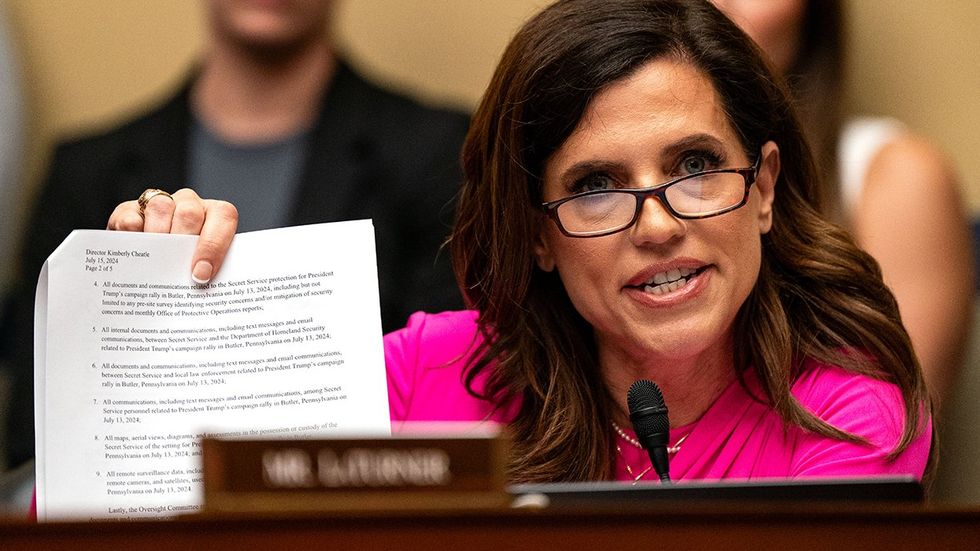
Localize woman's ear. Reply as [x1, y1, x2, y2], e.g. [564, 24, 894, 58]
[533, 230, 556, 272]
[756, 141, 780, 234]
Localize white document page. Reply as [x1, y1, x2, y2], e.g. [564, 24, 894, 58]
[34, 220, 391, 521]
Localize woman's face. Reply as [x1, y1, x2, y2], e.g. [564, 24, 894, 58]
[711, 0, 807, 74]
[535, 58, 779, 369]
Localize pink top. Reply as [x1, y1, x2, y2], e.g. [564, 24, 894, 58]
[384, 310, 932, 482]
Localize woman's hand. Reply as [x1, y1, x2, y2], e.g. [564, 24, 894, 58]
[107, 188, 238, 283]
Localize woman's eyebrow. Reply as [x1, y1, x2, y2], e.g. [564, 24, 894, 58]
[659, 133, 727, 159]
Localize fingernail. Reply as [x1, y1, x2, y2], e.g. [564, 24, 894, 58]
[192, 261, 213, 284]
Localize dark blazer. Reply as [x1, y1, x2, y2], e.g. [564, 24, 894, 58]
[0, 61, 469, 467]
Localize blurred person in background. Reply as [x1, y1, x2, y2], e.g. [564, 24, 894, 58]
[713, 0, 974, 407]
[0, 0, 468, 470]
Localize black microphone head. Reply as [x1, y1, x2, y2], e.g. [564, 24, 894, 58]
[627, 379, 665, 414]
[627, 379, 669, 448]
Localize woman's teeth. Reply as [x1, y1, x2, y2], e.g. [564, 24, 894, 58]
[643, 267, 696, 295]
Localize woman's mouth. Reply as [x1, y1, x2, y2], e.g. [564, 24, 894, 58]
[636, 266, 707, 295]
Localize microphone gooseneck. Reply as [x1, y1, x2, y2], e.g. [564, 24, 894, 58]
[626, 379, 671, 482]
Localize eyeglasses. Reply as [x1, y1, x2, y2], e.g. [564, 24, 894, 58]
[541, 157, 760, 238]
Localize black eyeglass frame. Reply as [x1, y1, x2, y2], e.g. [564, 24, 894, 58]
[540, 156, 761, 238]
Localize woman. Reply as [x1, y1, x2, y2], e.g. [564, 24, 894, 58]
[712, 0, 973, 407]
[110, 0, 932, 483]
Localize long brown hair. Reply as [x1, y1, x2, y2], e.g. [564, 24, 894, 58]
[451, 0, 929, 483]
[782, 0, 847, 220]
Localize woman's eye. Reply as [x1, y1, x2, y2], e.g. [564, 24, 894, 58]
[573, 173, 616, 193]
[682, 156, 707, 174]
[677, 151, 723, 176]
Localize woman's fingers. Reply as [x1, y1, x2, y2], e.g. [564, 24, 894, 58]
[169, 188, 207, 235]
[106, 188, 238, 284]
[141, 191, 177, 233]
[106, 200, 144, 231]
[190, 199, 239, 284]
[108, 188, 181, 233]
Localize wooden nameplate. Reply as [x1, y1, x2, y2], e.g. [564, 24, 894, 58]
[201, 428, 510, 513]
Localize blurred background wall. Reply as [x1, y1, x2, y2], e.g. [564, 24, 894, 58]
[4, 0, 978, 213]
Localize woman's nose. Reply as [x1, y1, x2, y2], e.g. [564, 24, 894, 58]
[629, 195, 685, 246]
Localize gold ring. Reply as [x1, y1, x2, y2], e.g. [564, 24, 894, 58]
[137, 188, 173, 217]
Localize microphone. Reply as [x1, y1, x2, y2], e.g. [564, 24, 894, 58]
[627, 379, 671, 482]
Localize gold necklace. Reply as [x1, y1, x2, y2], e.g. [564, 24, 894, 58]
[615, 442, 653, 484]
[611, 421, 687, 453]
[612, 421, 688, 484]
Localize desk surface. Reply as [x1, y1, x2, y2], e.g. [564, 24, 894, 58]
[2, 503, 979, 550]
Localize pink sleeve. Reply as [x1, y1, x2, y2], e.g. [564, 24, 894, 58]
[383, 311, 429, 422]
[381, 310, 512, 426]
[382, 310, 484, 423]
[791, 368, 931, 479]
